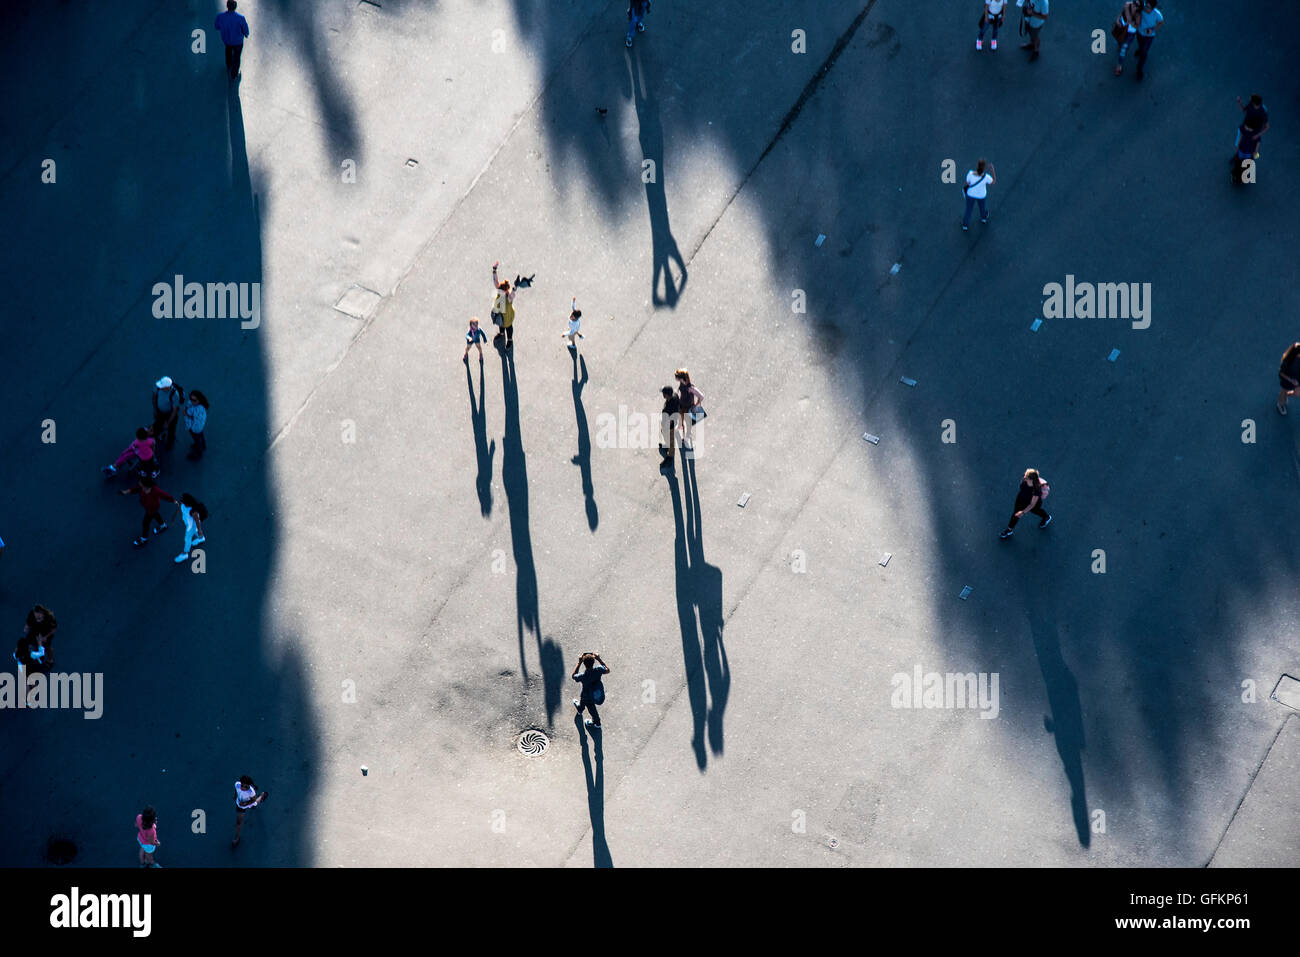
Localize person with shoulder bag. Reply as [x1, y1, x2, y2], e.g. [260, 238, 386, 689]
[962, 159, 996, 231]
[1113, 1, 1141, 75]
[674, 368, 706, 450]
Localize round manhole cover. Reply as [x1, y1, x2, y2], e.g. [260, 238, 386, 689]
[517, 730, 549, 756]
[47, 837, 78, 865]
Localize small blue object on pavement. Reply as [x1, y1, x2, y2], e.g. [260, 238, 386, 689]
[1108, 348, 1121, 362]
[1030, 318, 1043, 331]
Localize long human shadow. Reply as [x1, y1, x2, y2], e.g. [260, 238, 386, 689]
[665, 456, 728, 769]
[0, 2, 323, 866]
[466, 359, 495, 517]
[570, 351, 598, 531]
[576, 716, 613, 868]
[499, 346, 564, 723]
[1022, 555, 1089, 847]
[627, 46, 686, 308]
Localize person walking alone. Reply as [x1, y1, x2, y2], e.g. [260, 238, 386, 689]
[572, 652, 610, 729]
[232, 775, 269, 848]
[170, 493, 209, 564]
[136, 806, 161, 868]
[999, 468, 1052, 540]
[562, 298, 584, 351]
[962, 159, 996, 231]
[1277, 343, 1300, 415]
[626, 0, 649, 48]
[976, 0, 1007, 50]
[215, 0, 250, 81]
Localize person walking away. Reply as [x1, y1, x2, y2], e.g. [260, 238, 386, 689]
[1021, 0, 1048, 61]
[999, 468, 1052, 540]
[674, 369, 705, 450]
[626, 0, 649, 48]
[170, 493, 209, 563]
[1277, 343, 1300, 415]
[184, 390, 209, 460]
[215, 0, 250, 81]
[152, 376, 184, 451]
[232, 775, 269, 847]
[464, 317, 488, 362]
[977, 0, 1007, 50]
[1133, 0, 1163, 81]
[572, 652, 610, 729]
[962, 159, 995, 231]
[1113, 1, 1141, 75]
[563, 298, 585, 350]
[489, 261, 517, 349]
[120, 476, 176, 547]
[136, 807, 161, 867]
[659, 386, 680, 468]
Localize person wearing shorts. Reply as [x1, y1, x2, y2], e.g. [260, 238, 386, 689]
[232, 775, 269, 847]
[1020, 0, 1048, 60]
[136, 806, 161, 867]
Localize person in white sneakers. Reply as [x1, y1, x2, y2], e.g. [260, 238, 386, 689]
[232, 775, 269, 847]
[977, 0, 1007, 50]
[562, 298, 584, 350]
[961, 159, 996, 231]
[170, 493, 208, 563]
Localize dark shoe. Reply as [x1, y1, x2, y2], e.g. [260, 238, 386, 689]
[625, 36, 633, 47]
[962, 224, 969, 232]
[1039, 514, 1052, 529]
[999, 528, 1014, 540]
[154, 522, 168, 535]
[980, 217, 989, 224]
[1029, 51, 1039, 61]
[1135, 70, 1144, 82]
[1020, 42, 1033, 49]
[133, 537, 148, 547]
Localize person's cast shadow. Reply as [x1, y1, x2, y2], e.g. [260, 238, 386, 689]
[577, 715, 613, 868]
[665, 454, 728, 770]
[628, 45, 686, 308]
[466, 358, 495, 517]
[570, 350, 598, 531]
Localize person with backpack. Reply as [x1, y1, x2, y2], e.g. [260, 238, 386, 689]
[962, 159, 996, 231]
[120, 475, 176, 547]
[976, 0, 1007, 51]
[184, 389, 209, 460]
[151, 376, 184, 451]
[999, 468, 1052, 540]
[489, 262, 518, 349]
[572, 652, 610, 729]
[169, 493, 209, 564]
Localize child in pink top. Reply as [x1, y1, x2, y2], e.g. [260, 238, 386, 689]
[136, 806, 161, 867]
[105, 428, 156, 475]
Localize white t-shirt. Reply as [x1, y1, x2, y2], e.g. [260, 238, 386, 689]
[986, 0, 1007, 15]
[235, 782, 258, 809]
[567, 317, 581, 335]
[965, 171, 992, 199]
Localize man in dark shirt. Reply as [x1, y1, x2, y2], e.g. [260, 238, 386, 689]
[120, 476, 176, 546]
[572, 653, 610, 729]
[659, 386, 680, 468]
[215, 0, 250, 80]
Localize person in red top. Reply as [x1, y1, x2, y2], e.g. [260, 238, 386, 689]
[120, 476, 176, 547]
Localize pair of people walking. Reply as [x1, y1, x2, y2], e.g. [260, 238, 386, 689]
[1113, 1, 1163, 80]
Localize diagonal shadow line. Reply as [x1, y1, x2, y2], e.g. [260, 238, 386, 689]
[571, 351, 598, 531]
[467, 359, 495, 517]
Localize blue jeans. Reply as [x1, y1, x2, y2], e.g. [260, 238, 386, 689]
[627, 5, 646, 42]
[978, 15, 1002, 39]
[963, 196, 987, 226]
[1117, 31, 1134, 63]
[1135, 34, 1154, 72]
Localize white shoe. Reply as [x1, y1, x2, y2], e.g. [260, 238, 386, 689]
[975, 39, 983, 50]
[991, 39, 998, 50]
[193, 535, 205, 545]
[174, 553, 189, 563]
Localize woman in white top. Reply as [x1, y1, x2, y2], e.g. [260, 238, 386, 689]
[170, 494, 208, 564]
[977, 0, 1007, 50]
[962, 158, 996, 231]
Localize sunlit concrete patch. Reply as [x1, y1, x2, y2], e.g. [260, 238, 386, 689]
[1210, 716, 1300, 867]
[333, 284, 383, 319]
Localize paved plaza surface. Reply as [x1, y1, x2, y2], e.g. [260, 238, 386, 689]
[1, 0, 1298, 868]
